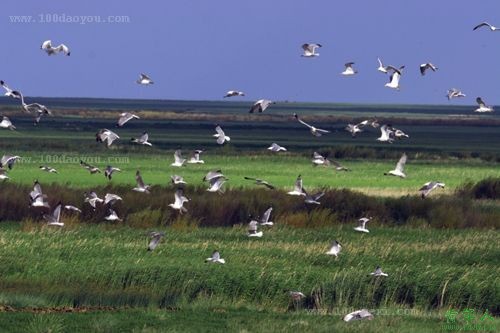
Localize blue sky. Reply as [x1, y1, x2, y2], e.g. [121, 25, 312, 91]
[2, 0, 500, 105]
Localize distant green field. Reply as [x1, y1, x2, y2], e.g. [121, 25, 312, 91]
[3, 152, 498, 196]
[0, 223, 498, 332]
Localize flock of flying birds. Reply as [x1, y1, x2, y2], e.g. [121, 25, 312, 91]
[0, 22, 498, 320]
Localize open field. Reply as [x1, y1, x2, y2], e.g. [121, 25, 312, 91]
[0, 223, 498, 332]
[3, 152, 500, 197]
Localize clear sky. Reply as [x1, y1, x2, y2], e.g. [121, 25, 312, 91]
[2, 0, 500, 105]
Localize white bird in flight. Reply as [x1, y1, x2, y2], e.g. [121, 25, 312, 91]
[0, 116, 16, 130]
[137, 73, 154, 85]
[41, 40, 70, 56]
[117, 112, 140, 127]
[343, 309, 374, 322]
[84, 191, 104, 208]
[326, 240, 342, 257]
[473, 22, 500, 31]
[354, 217, 371, 233]
[287, 174, 306, 196]
[474, 97, 494, 113]
[420, 63, 438, 76]
[446, 88, 466, 100]
[301, 43, 322, 57]
[0, 80, 21, 99]
[214, 125, 230, 145]
[293, 113, 330, 137]
[104, 165, 121, 180]
[257, 207, 274, 226]
[384, 153, 407, 178]
[168, 188, 189, 214]
[205, 250, 225, 264]
[39, 165, 57, 174]
[133, 170, 151, 193]
[377, 58, 389, 73]
[0, 155, 21, 170]
[131, 132, 152, 146]
[341, 62, 358, 76]
[96, 129, 120, 147]
[249, 99, 274, 113]
[171, 149, 187, 167]
[171, 175, 187, 185]
[104, 193, 123, 205]
[188, 150, 204, 164]
[43, 202, 64, 227]
[80, 160, 101, 174]
[267, 143, 287, 152]
[30, 180, 49, 208]
[247, 220, 263, 238]
[207, 176, 227, 194]
[224, 90, 245, 98]
[370, 266, 388, 277]
[419, 181, 445, 198]
[147, 231, 165, 251]
[376, 124, 395, 143]
[385, 66, 402, 90]
[105, 209, 122, 222]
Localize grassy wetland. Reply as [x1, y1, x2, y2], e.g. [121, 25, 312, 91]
[0, 98, 499, 332]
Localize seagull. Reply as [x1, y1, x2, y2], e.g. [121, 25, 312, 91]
[312, 152, 330, 166]
[474, 97, 494, 113]
[326, 240, 342, 257]
[393, 127, 409, 139]
[331, 160, 350, 172]
[169, 188, 189, 214]
[224, 90, 245, 98]
[205, 250, 225, 264]
[446, 88, 466, 100]
[117, 112, 140, 127]
[0, 80, 21, 99]
[341, 62, 358, 76]
[147, 231, 165, 251]
[41, 40, 70, 56]
[214, 125, 230, 145]
[187, 150, 204, 164]
[343, 309, 374, 322]
[104, 165, 121, 180]
[133, 170, 151, 193]
[384, 153, 407, 178]
[370, 266, 388, 277]
[64, 205, 82, 213]
[104, 193, 123, 205]
[419, 181, 445, 198]
[247, 220, 263, 238]
[105, 209, 122, 221]
[249, 99, 274, 113]
[39, 165, 57, 174]
[293, 113, 330, 137]
[473, 22, 500, 31]
[137, 73, 154, 85]
[207, 176, 227, 194]
[0, 155, 21, 170]
[80, 160, 101, 174]
[0, 117, 16, 130]
[96, 129, 120, 147]
[84, 191, 104, 208]
[267, 143, 287, 152]
[345, 121, 367, 137]
[0, 169, 9, 180]
[376, 124, 395, 143]
[301, 43, 322, 57]
[377, 58, 389, 73]
[131, 132, 152, 146]
[30, 180, 49, 208]
[257, 207, 274, 226]
[420, 63, 438, 76]
[354, 217, 371, 233]
[243, 177, 275, 190]
[385, 66, 402, 90]
[304, 190, 325, 205]
[18, 93, 52, 123]
[171, 175, 187, 185]
[171, 149, 187, 167]
[287, 175, 306, 196]
[203, 170, 224, 182]
[43, 202, 64, 227]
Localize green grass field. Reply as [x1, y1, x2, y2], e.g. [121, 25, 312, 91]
[0, 223, 498, 332]
[5, 152, 499, 196]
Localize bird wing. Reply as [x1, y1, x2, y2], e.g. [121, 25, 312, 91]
[315, 127, 330, 133]
[295, 115, 313, 129]
[377, 57, 383, 67]
[294, 176, 303, 192]
[313, 191, 325, 200]
[261, 207, 272, 223]
[476, 97, 486, 107]
[212, 251, 220, 260]
[136, 172, 146, 188]
[52, 203, 62, 222]
[174, 150, 184, 163]
[117, 113, 132, 126]
[141, 73, 151, 80]
[244, 176, 257, 181]
[395, 153, 407, 172]
[248, 220, 258, 231]
[473, 22, 490, 30]
[215, 125, 225, 136]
